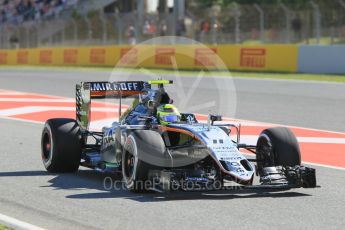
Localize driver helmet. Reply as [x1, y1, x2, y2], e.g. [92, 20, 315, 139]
[157, 104, 181, 125]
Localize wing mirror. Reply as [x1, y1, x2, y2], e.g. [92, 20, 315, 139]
[208, 114, 222, 130]
[210, 115, 222, 123]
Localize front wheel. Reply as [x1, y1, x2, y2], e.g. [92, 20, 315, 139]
[122, 130, 166, 192]
[256, 127, 301, 174]
[122, 133, 150, 192]
[41, 118, 82, 173]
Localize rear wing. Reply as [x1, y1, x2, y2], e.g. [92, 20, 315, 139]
[88, 81, 149, 98]
[76, 80, 173, 130]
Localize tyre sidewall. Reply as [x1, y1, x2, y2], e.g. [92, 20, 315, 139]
[122, 134, 139, 190]
[41, 119, 82, 173]
[256, 127, 301, 171]
[41, 123, 54, 168]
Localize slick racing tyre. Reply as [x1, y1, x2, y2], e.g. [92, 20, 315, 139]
[122, 130, 166, 192]
[256, 127, 301, 173]
[41, 118, 82, 173]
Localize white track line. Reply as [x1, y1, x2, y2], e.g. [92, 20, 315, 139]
[0, 116, 44, 124]
[302, 162, 345, 171]
[241, 153, 345, 171]
[0, 106, 127, 116]
[0, 89, 66, 99]
[0, 92, 27, 95]
[239, 135, 345, 145]
[0, 213, 46, 230]
[0, 98, 74, 102]
[230, 116, 345, 135]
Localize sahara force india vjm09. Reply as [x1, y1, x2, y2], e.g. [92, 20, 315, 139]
[41, 80, 316, 192]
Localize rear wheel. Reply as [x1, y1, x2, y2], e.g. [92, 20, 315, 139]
[41, 118, 82, 173]
[256, 127, 301, 174]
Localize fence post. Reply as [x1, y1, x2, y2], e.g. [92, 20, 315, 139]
[99, 12, 107, 45]
[25, 26, 30, 48]
[34, 22, 39, 47]
[0, 25, 3, 49]
[12, 26, 20, 49]
[3, 26, 7, 48]
[4, 25, 10, 49]
[186, 10, 196, 41]
[61, 24, 65, 46]
[85, 17, 92, 44]
[211, 5, 221, 44]
[310, 1, 321, 44]
[232, 3, 241, 43]
[171, 0, 179, 37]
[253, 4, 265, 43]
[279, 3, 291, 43]
[0, 25, 6, 48]
[115, 12, 122, 44]
[71, 19, 78, 45]
[35, 23, 40, 48]
[338, 0, 345, 42]
[136, 0, 144, 43]
[44, 20, 53, 46]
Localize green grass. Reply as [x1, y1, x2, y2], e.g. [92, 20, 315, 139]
[0, 224, 12, 230]
[224, 71, 345, 83]
[241, 37, 345, 45]
[120, 67, 345, 83]
[1, 65, 345, 83]
[299, 37, 345, 45]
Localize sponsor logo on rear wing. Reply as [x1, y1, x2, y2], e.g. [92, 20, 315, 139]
[85, 80, 173, 98]
[86, 81, 150, 98]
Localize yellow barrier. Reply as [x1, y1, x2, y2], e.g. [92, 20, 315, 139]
[0, 44, 298, 72]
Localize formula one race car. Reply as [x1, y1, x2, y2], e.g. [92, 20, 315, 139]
[41, 80, 316, 192]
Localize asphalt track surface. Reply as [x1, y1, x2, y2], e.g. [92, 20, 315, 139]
[0, 68, 345, 230]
